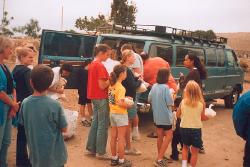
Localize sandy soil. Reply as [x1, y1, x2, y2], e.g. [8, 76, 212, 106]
[7, 73, 250, 167]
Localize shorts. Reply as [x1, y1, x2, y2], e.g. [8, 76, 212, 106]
[110, 113, 128, 127]
[155, 124, 172, 131]
[127, 103, 137, 119]
[180, 128, 202, 149]
[78, 96, 91, 105]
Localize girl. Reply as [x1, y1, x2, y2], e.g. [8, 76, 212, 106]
[120, 49, 142, 155]
[0, 36, 19, 167]
[176, 81, 209, 167]
[12, 47, 35, 167]
[109, 64, 132, 167]
[148, 68, 174, 167]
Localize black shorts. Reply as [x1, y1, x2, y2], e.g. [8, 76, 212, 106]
[78, 96, 91, 105]
[180, 128, 202, 149]
[155, 124, 172, 131]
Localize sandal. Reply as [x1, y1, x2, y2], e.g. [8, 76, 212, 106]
[147, 132, 158, 138]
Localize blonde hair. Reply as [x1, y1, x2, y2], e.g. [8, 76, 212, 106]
[0, 36, 14, 54]
[15, 47, 33, 61]
[183, 80, 204, 107]
[120, 49, 134, 64]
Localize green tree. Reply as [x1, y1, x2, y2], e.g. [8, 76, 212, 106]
[0, 11, 14, 36]
[110, 0, 137, 26]
[13, 19, 41, 38]
[192, 30, 216, 40]
[75, 14, 109, 31]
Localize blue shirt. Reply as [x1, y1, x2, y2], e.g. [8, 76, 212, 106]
[148, 83, 174, 125]
[233, 90, 250, 143]
[19, 95, 68, 167]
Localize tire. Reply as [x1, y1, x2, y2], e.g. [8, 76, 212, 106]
[224, 90, 240, 108]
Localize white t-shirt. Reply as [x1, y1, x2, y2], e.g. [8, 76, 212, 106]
[102, 58, 120, 75]
[47, 67, 61, 99]
[130, 53, 143, 75]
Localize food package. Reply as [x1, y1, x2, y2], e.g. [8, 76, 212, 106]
[62, 109, 79, 140]
[124, 97, 134, 106]
[205, 104, 216, 118]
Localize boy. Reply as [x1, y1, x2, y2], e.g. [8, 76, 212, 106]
[19, 65, 68, 167]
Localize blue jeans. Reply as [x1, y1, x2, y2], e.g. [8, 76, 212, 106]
[86, 99, 109, 155]
[0, 104, 12, 167]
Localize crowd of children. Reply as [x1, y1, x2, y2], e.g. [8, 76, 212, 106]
[0, 36, 213, 167]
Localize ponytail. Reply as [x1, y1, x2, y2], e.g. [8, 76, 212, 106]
[110, 71, 117, 86]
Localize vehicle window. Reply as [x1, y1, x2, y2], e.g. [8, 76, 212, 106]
[217, 49, 225, 67]
[206, 48, 217, 66]
[42, 32, 96, 58]
[149, 43, 173, 65]
[101, 38, 145, 60]
[176, 47, 205, 66]
[226, 50, 238, 67]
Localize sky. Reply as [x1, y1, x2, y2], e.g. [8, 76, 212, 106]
[2, 0, 250, 33]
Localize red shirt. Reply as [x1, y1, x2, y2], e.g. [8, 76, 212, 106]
[87, 60, 109, 99]
[143, 57, 178, 92]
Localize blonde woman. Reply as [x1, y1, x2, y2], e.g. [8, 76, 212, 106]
[12, 47, 35, 167]
[176, 81, 209, 167]
[120, 49, 142, 155]
[0, 36, 19, 167]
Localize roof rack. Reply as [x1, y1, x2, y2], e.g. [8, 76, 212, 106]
[112, 24, 227, 45]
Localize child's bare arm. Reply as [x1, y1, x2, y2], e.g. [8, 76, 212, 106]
[201, 103, 209, 121]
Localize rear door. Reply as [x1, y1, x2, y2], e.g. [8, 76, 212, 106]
[39, 30, 97, 88]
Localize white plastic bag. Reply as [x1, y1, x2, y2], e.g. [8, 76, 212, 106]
[205, 104, 216, 118]
[124, 97, 134, 106]
[63, 109, 79, 140]
[136, 81, 149, 93]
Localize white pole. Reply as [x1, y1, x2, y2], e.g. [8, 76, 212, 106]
[60, 0, 63, 31]
[2, 0, 6, 26]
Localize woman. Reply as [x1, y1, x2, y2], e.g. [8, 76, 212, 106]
[179, 52, 207, 90]
[12, 47, 35, 167]
[120, 49, 142, 155]
[0, 36, 19, 167]
[171, 52, 207, 160]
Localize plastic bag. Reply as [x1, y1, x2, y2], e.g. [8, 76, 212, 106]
[205, 104, 216, 118]
[63, 109, 79, 140]
[136, 81, 149, 93]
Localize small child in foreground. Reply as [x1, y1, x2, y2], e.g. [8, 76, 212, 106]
[19, 65, 68, 167]
[176, 81, 209, 167]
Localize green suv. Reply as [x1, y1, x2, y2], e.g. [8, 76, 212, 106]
[39, 25, 244, 109]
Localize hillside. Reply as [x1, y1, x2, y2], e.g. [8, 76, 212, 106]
[217, 32, 250, 52]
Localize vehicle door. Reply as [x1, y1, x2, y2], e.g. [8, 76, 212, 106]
[39, 30, 97, 88]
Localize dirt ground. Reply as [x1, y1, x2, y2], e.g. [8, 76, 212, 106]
[6, 75, 250, 167]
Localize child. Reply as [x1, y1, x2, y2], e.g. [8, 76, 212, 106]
[109, 64, 132, 167]
[148, 68, 174, 167]
[12, 47, 34, 167]
[176, 81, 208, 167]
[78, 63, 93, 127]
[19, 65, 68, 167]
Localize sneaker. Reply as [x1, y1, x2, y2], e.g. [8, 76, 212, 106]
[111, 158, 119, 166]
[199, 147, 205, 154]
[96, 153, 111, 160]
[118, 159, 132, 167]
[163, 156, 174, 163]
[81, 120, 91, 127]
[132, 134, 141, 141]
[125, 148, 141, 155]
[154, 160, 167, 167]
[84, 150, 95, 156]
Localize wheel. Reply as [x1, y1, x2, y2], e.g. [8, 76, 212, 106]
[224, 90, 240, 108]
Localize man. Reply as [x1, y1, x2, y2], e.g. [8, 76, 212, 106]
[233, 90, 250, 167]
[47, 63, 73, 100]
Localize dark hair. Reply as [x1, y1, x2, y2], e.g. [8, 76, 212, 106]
[156, 68, 170, 84]
[187, 52, 207, 79]
[94, 44, 111, 56]
[140, 51, 149, 61]
[110, 65, 127, 86]
[60, 63, 73, 74]
[31, 65, 54, 93]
